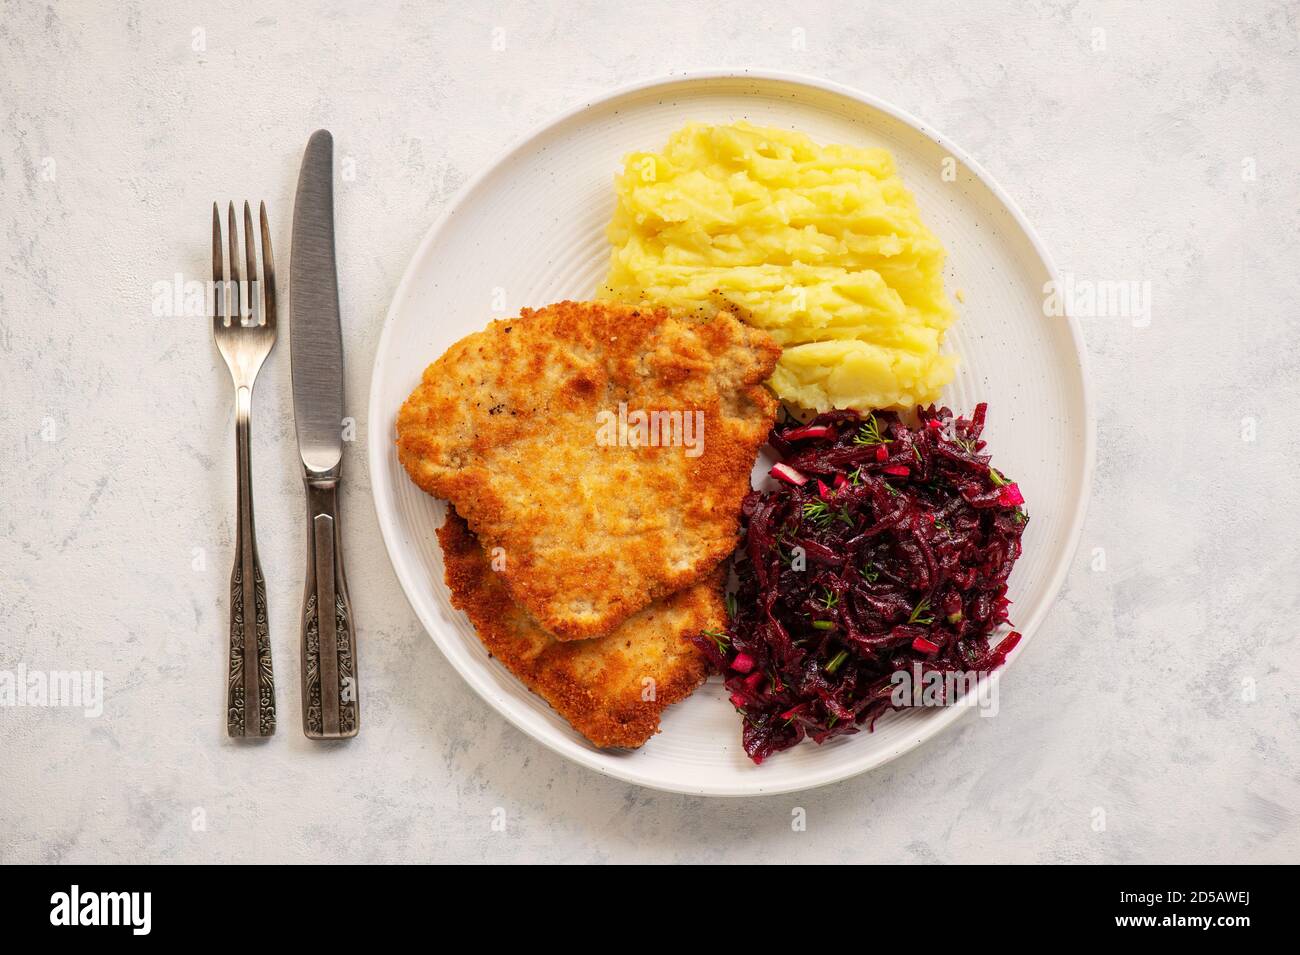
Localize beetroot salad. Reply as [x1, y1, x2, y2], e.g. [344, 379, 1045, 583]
[693, 404, 1028, 764]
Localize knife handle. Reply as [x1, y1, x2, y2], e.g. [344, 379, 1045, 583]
[299, 475, 359, 739]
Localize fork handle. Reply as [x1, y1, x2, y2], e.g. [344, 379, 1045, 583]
[300, 475, 359, 739]
[227, 386, 275, 737]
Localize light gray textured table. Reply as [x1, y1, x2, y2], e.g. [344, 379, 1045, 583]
[3, 0, 1297, 864]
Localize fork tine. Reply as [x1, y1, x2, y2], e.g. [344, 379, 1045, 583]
[259, 201, 276, 330]
[227, 201, 242, 325]
[212, 202, 225, 327]
[243, 201, 259, 325]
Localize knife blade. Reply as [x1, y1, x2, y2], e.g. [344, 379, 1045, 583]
[290, 128, 359, 739]
[291, 128, 344, 476]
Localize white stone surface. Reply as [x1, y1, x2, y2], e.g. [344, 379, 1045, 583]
[2, 0, 1297, 864]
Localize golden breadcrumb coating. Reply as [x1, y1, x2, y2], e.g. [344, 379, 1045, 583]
[397, 300, 779, 639]
[438, 509, 719, 749]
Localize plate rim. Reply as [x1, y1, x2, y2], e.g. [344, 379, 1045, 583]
[365, 68, 1096, 797]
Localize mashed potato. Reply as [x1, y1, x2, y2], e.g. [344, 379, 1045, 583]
[600, 121, 957, 411]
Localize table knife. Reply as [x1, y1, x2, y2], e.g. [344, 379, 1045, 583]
[290, 129, 359, 739]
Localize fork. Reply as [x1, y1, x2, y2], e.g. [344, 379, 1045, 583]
[212, 200, 277, 737]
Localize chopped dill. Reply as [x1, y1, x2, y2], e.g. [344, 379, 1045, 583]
[907, 597, 935, 626]
[852, 414, 885, 447]
[802, 499, 832, 527]
[700, 628, 729, 654]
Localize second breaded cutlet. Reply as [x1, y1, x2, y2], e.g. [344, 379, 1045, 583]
[397, 300, 780, 640]
[438, 509, 718, 748]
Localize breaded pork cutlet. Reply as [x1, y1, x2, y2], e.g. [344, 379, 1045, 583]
[438, 509, 717, 748]
[398, 300, 780, 640]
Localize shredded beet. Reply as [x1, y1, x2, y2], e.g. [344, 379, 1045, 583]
[694, 404, 1028, 764]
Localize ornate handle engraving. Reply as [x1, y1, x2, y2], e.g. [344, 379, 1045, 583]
[228, 559, 275, 736]
[227, 389, 275, 737]
[301, 479, 358, 738]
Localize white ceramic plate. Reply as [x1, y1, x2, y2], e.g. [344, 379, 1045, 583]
[368, 71, 1093, 796]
